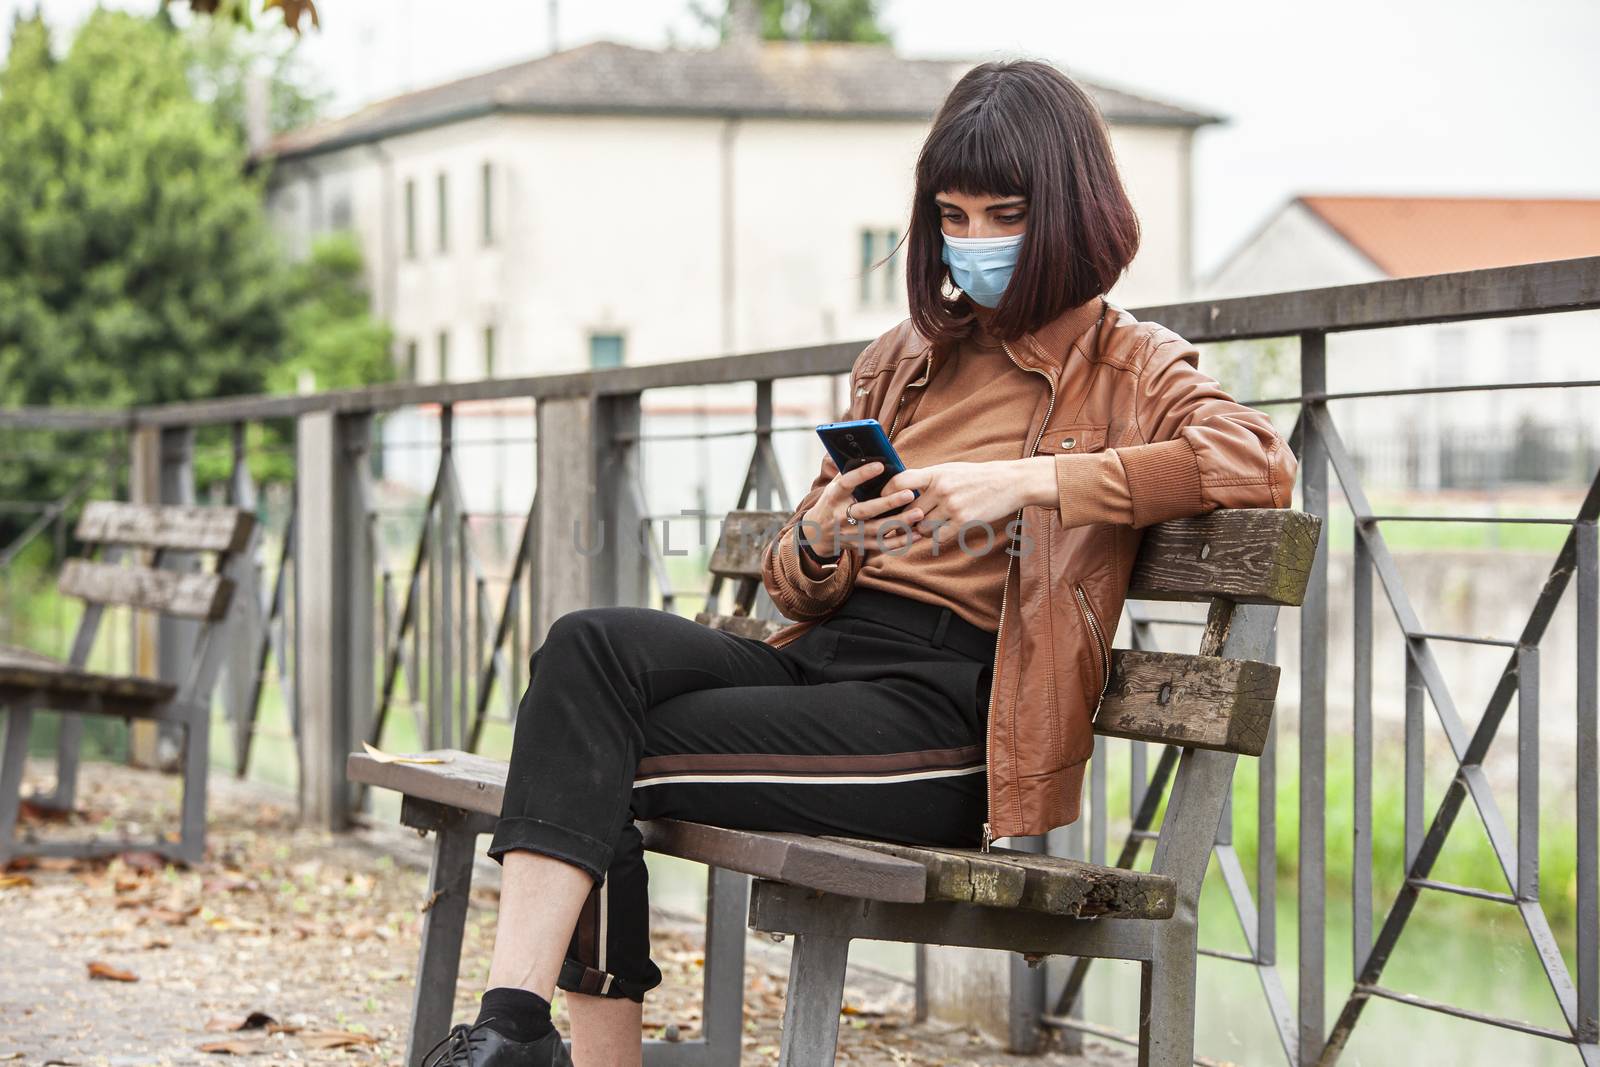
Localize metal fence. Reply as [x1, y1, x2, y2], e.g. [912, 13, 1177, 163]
[1, 255, 1597, 1064]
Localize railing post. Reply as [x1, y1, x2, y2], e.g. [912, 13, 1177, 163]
[534, 392, 645, 634]
[295, 408, 373, 830]
[126, 426, 161, 769]
[225, 422, 262, 776]
[535, 395, 596, 638]
[129, 425, 195, 771]
[596, 391, 646, 609]
[1298, 330, 1329, 1064]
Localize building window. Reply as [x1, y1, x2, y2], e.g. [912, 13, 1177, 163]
[436, 172, 449, 253]
[859, 227, 902, 305]
[404, 179, 417, 258]
[437, 330, 450, 382]
[483, 325, 497, 379]
[589, 333, 625, 369]
[404, 339, 419, 381]
[481, 162, 494, 246]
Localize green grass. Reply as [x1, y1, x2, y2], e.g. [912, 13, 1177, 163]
[1320, 490, 1579, 554]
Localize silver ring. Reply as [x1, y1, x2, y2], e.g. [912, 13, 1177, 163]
[844, 502, 859, 526]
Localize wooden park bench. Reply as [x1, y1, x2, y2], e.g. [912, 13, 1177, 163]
[0, 500, 257, 865]
[348, 506, 1319, 1066]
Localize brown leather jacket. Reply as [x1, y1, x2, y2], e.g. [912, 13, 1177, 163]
[759, 293, 1299, 847]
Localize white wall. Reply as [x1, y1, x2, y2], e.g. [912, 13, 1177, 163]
[265, 107, 1203, 516]
[1194, 200, 1600, 490]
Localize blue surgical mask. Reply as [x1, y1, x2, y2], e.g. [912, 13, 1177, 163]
[941, 231, 1025, 307]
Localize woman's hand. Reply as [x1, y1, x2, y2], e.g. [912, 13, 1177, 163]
[798, 455, 926, 560]
[877, 457, 1057, 551]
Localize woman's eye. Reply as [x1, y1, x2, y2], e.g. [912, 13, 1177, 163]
[999, 214, 1024, 224]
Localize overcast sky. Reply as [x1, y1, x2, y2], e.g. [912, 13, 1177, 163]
[4, 0, 1597, 275]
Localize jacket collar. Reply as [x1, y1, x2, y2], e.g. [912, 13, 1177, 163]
[962, 291, 1108, 377]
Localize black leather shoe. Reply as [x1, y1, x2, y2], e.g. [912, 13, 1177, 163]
[420, 1018, 574, 1066]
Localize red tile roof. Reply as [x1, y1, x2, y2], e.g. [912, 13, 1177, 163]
[1299, 195, 1600, 277]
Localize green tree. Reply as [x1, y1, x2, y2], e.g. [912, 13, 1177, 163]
[688, 0, 892, 44]
[274, 233, 394, 395]
[0, 10, 291, 519]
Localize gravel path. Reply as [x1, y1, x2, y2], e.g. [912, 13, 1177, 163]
[0, 758, 1130, 1066]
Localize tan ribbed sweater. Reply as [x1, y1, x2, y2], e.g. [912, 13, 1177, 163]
[797, 310, 1134, 633]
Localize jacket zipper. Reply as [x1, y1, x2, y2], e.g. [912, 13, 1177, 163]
[1075, 581, 1112, 708]
[886, 349, 933, 440]
[981, 338, 1057, 852]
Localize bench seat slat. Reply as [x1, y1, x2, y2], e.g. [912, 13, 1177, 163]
[348, 749, 1177, 918]
[346, 751, 927, 902]
[0, 643, 177, 706]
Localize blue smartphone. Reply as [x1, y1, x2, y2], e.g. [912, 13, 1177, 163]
[815, 418, 919, 518]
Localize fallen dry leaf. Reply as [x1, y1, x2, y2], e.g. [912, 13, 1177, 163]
[87, 961, 139, 982]
[299, 1029, 380, 1049]
[197, 1036, 267, 1054]
[204, 1011, 278, 1033]
[0, 873, 33, 889]
[361, 741, 451, 765]
[19, 799, 74, 823]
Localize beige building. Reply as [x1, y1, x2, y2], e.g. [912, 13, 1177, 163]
[1200, 195, 1600, 491]
[260, 32, 1220, 516]
[264, 35, 1219, 378]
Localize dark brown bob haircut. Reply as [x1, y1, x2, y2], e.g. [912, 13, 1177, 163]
[901, 59, 1141, 346]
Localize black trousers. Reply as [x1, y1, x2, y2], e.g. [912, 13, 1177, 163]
[487, 587, 997, 1003]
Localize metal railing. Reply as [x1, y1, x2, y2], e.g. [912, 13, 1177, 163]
[1, 255, 1597, 1064]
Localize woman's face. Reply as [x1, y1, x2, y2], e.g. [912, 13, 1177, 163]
[935, 190, 1028, 239]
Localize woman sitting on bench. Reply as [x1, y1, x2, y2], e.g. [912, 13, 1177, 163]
[423, 57, 1296, 1067]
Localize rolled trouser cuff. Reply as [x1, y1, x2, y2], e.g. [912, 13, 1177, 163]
[557, 957, 663, 1003]
[487, 815, 613, 884]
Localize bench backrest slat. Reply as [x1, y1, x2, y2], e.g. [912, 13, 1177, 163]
[695, 612, 785, 641]
[58, 558, 234, 620]
[1092, 649, 1277, 756]
[75, 500, 256, 553]
[709, 510, 787, 579]
[1128, 508, 1318, 606]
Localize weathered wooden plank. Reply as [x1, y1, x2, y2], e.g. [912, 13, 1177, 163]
[965, 845, 1174, 919]
[821, 837, 1176, 919]
[74, 501, 255, 553]
[1093, 649, 1278, 756]
[694, 612, 784, 640]
[1129, 508, 1321, 606]
[58, 558, 233, 620]
[817, 837, 1026, 908]
[708, 510, 787, 579]
[343, 751, 929, 903]
[641, 821, 926, 904]
[345, 750, 508, 816]
[0, 644, 177, 705]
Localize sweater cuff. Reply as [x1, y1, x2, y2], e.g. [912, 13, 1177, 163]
[1113, 437, 1206, 529]
[1054, 451, 1134, 528]
[776, 525, 854, 609]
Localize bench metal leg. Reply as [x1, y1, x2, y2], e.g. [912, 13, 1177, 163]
[407, 824, 476, 1067]
[0, 706, 32, 865]
[698, 865, 748, 1066]
[778, 931, 850, 1067]
[32, 712, 83, 813]
[1138, 924, 1199, 1067]
[175, 711, 210, 866]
